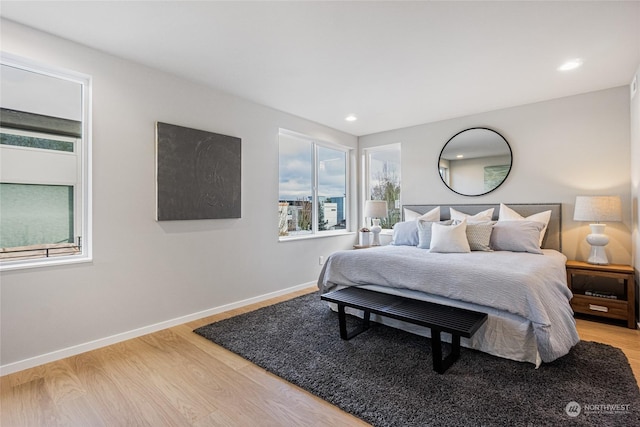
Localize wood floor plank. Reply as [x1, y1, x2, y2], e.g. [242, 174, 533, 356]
[1, 378, 60, 427]
[1, 286, 637, 426]
[50, 387, 106, 427]
[42, 360, 87, 405]
[130, 330, 238, 424]
[63, 345, 190, 426]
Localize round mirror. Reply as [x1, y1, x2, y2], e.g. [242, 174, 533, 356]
[438, 127, 512, 196]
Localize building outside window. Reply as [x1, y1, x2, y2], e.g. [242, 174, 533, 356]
[0, 54, 91, 270]
[364, 144, 401, 229]
[278, 129, 349, 238]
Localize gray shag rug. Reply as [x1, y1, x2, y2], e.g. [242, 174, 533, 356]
[194, 292, 640, 426]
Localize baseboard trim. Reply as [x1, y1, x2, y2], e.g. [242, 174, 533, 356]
[0, 281, 316, 376]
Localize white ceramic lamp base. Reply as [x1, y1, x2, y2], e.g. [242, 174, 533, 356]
[371, 218, 382, 246]
[586, 223, 610, 265]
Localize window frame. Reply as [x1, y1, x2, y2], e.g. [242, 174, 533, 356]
[278, 129, 351, 241]
[363, 143, 402, 231]
[0, 53, 92, 271]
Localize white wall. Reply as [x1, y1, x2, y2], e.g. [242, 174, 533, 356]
[360, 87, 632, 264]
[0, 20, 357, 372]
[631, 63, 640, 317]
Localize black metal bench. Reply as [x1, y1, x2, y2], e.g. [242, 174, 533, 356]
[321, 287, 488, 374]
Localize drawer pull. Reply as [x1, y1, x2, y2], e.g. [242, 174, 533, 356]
[588, 304, 609, 313]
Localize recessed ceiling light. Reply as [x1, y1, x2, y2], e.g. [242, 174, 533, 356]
[345, 114, 357, 122]
[456, 154, 464, 159]
[558, 59, 583, 71]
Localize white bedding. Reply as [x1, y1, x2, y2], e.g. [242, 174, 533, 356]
[317, 246, 580, 365]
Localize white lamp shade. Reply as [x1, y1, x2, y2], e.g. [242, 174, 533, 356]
[573, 196, 622, 222]
[364, 200, 388, 218]
[573, 196, 621, 265]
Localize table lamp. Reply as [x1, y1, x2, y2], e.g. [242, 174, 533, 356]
[364, 200, 388, 246]
[573, 196, 622, 265]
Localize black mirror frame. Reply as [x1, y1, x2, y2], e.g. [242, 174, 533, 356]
[438, 127, 512, 197]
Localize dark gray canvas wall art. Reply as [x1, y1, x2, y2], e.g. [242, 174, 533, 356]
[156, 122, 241, 220]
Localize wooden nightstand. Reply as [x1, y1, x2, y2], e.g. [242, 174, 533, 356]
[566, 260, 636, 329]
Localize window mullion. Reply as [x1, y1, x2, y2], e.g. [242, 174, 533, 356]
[363, 150, 371, 227]
[312, 142, 319, 234]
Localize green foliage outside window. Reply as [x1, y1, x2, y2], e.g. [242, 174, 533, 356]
[370, 163, 401, 229]
[1, 133, 74, 152]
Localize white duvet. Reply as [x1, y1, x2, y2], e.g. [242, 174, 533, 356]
[318, 245, 580, 363]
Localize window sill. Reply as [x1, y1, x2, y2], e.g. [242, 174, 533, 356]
[0, 254, 92, 271]
[279, 231, 355, 242]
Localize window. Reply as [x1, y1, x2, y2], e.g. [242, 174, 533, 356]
[0, 54, 91, 270]
[364, 144, 401, 229]
[278, 129, 349, 238]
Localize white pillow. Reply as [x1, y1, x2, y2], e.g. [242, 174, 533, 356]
[404, 206, 440, 222]
[430, 219, 471, 253]
[498, 203, 551, 247]
[490, 221, 545, 254]
[417, 219, 453, 249]
[450, 207, 494, 223]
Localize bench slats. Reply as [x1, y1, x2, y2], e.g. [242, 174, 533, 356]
[321, 287, 487, 337]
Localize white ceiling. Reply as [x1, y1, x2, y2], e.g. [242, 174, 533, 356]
[1, 1, 639, 136]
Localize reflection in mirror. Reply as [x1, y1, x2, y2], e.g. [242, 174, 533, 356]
[438, 127, 512, 196]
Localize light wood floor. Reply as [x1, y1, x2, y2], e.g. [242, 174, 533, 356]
[1, 287, 639, 427]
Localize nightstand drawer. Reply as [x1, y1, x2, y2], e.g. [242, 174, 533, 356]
[570, 294, 628, 320]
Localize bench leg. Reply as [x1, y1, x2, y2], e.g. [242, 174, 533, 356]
[431, 330, 461, 374]
[338, 304, 371, 340]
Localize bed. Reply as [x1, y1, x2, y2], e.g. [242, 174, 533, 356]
[317, 203, 580, 367]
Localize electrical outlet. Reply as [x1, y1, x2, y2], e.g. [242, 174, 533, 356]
[319, 256, 324, 265]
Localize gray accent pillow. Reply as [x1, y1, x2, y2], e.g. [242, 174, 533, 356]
[490, 221, 545, 254]
[417, 219, 453, 249]
[391, 220, 419, 246]
[466, 221, 496, 251]
[498, 203, 551, 246]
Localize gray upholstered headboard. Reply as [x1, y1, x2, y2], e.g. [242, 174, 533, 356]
[402, 203, 562, 252]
